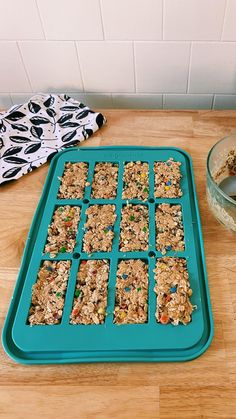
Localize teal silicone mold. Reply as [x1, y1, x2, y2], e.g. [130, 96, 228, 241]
[2, 146, 213, 364]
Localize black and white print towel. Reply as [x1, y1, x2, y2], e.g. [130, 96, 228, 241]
[0, 93, 106, 184]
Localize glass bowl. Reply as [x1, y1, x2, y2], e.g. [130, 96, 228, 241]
[207, 133, 236, 233]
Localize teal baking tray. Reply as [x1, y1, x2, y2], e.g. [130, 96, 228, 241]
[2, 146, 213, 364]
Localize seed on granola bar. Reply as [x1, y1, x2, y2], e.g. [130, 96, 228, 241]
[154, 158, 182, 198]
[154, 257, 194, 325]
[44, 206, 81, 257]
[58, 162, 88, 199]
[114, 259, 148, 324]
[70, 259, 109, 325]
[28, 260, 71, 325]
[91, 162, 118, 199]
[120, 204, 149, 252]
[156, 203, 184, 254]
[122, 161, 149, 200]
[83, 205, 116, 252]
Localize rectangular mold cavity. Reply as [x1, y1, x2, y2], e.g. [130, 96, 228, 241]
[122, 161, 149, 201]
[82, 204, 117, 253]
[44, 205, 81, 257]
[3, 147, 213, 364]
[154, 159, 182, 198]
[155, 203, 185, 254]
[91, 162, 119, 199]
[119, 204, 149, 252]
[114, 259, 148, 325]
[28, 260, 71, 326]
[57, 162, 89, 199]
[154, 257, 193, 326]
[70, 259, 110, 325]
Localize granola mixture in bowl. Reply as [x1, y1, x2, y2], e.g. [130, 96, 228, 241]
[58, 162, 88, 199]
[91, 162, 118, 199]
[28, 260, 71, 325]
[114, 259, 148, 324]
[120, 204, 149, 252]
[83, 204, 116, 252]
[122, 161, 149, 200]
[44, 206, 81, 257]
[154, 257, 194, 325]
[70, 259, 109, 325]
[154, 158, 182, 198]
[156, 203, 184, 254]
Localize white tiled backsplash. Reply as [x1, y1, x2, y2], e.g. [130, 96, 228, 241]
[0, 0, 236, 109]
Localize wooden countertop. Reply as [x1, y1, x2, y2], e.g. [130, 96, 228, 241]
[1, 110, 236, 419]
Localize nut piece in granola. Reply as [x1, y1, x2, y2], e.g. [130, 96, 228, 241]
[70, 259, 109, 325]
[114, 259, 148, 324]
[58, 162, 88, 199]
[122, 161, 149, 200]
[83, 204, 116, 252]
[91, 162, 118, 199]
[44, 205, 81, 257]
[28, 260, 71, 325]
[120, 204, 149, 252]
[154, 257, 194, 325]
[154, 158, 182, 198]
[156, 203, 184, 254]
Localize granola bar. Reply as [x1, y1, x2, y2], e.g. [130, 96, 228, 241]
[154, 158, 182, 198]
[114, 259, 148, 324]
[58, 162, 88, 199]
[91, 162, 118, 199]
[122, 161, 149, 200]
[156, 203, 184, 254]
[70, 259, 109, 325]
[28, 260, 71, 325]
[83, 204, 116, 252]
[154, 257, 193, 325]
[44, 205, 81, 257]
[120, 204, 149, 252]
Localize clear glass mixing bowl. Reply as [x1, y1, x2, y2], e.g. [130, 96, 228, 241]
[206, 134, 236, 233]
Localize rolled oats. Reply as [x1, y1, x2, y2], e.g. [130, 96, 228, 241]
[114, 259, 148, 324]
[120, 204, 149, 252]
[58, 162, 88, 199]
[156, 203, 184, 254]
[83, 204, 116, 252]
[154, 257, 193, 325]
[122, 161, 149, 200]
[91, 162, 118, 199]
[154, 158, 182, 198]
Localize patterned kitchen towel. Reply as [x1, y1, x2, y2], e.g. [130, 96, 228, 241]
[0, 93, 106, 184]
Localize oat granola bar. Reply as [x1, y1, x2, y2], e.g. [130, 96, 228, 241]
[83, 204, 116, 252]
[70, 259, 109, 325]
[91, 162, 118, 199]
[156, 203, 184, 254]
[154, 158, 182, 198]
[120, 204, 149, 252]
[58, 162, 88, 199]
[114, 259, 148, 324]
[122, 161, 149, 200]
[28, 260, 71, 325]
[44, 205, 81, 257]
[154, 257, 193, 325]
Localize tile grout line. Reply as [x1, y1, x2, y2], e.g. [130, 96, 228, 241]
[220, 0, 228, 41]
[98, 0, 105, 40]
[212, 94, 216, 110]
[162, 0, 165, 40]
[16, 42, 34, 93]
[186, 42, 193, 94]
[35, 0, 47, 40]
[75, 42, 85, 92]
[132, 42, 137, 93]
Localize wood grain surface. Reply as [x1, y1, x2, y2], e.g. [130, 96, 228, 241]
[1, 110, 236, 419]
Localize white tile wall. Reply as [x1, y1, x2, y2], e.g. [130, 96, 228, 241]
[37, 0, 103, 40]
[135, 42, 190, 93]
[164, 0, 226, 41]
[19, 41, 83, 92]
[0, 0, 236, 109]
[101, 0, 162, 40]
[77, 41, 135, 93]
